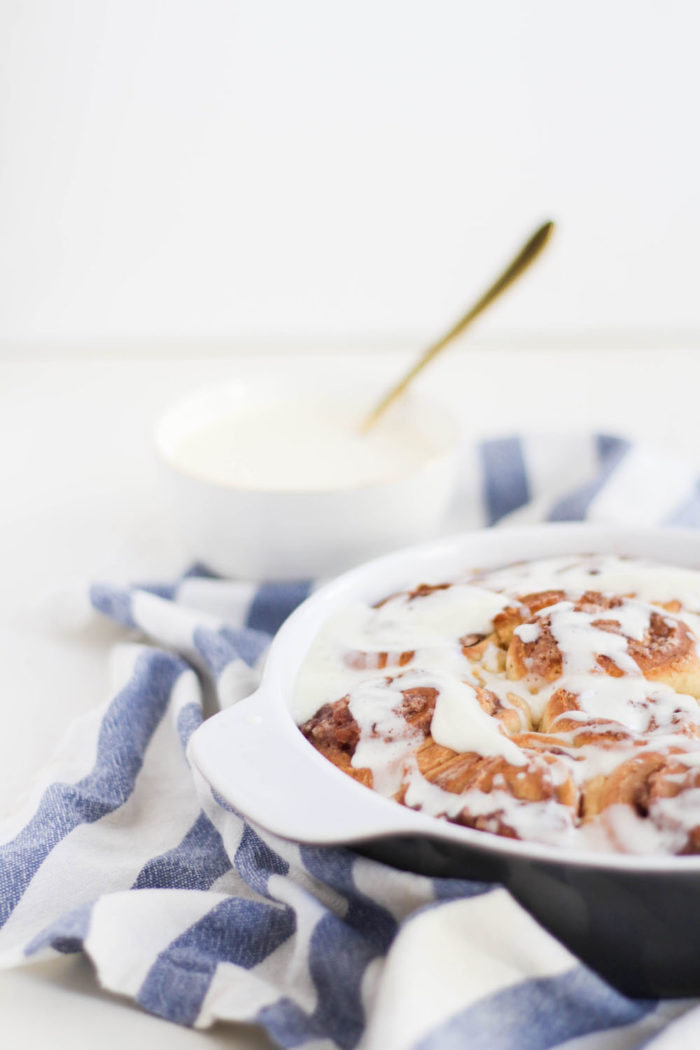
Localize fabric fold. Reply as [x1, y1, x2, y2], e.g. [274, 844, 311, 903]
[3, 432, 700, 1050]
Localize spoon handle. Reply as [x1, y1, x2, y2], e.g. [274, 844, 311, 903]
[361, 219, 555, 431]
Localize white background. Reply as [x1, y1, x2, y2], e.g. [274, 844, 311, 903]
[3, 5, 700, 1049]
[1, 0, 700, 349]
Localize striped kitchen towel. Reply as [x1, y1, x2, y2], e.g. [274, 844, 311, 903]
[2, 432, 700, 1050]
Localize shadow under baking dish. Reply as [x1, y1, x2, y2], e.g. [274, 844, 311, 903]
[359, 835, 697, 999]
[190, 523, 700, 999]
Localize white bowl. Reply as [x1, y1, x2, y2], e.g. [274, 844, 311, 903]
[154, 376, 460, 580]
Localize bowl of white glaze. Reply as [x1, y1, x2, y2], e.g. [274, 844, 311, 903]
[154, 374, 461, 580]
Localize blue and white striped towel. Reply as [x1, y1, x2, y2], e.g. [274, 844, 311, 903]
[3, 433, 700, 1050]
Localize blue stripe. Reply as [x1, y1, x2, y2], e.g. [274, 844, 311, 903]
[211, 788, 238, 814]
[177, 702, 203, 750]
[132, 812, 231, 891]
[137, 897, 295, 1026]
[234, 823, 290, 898]
[480, 438, 530, 525]
[133, 581, 177, 600]
[305, 913, 388, 1049]
[415, 966, 654, 1050]
[665, 482, 700, 527]
[257, 996, 319, 1047]
[299, 847, 398, 1049]
[89, 583, 137, 628]
[246, 581, 312, 635]
[91, 564, 219, 622]
[182, 563, 219, 580]
[597, 433, 629, 464]
[300, 847, 397, 952]
[548, 433, 631, 522]
[193, 624, 269, 677]
[24, 901, 93, 957]
[432, 878, 494, 901]
[0, 649, 185, 928]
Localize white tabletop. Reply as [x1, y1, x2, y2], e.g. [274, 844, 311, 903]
[2, 342, 700, 1048]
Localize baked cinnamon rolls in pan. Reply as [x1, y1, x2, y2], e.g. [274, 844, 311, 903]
[295, 555, 700, 855]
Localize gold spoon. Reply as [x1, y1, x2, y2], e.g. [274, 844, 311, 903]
[361, 219, 555, 431]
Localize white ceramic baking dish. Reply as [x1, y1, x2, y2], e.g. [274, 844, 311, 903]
[190, 523, 700, 997]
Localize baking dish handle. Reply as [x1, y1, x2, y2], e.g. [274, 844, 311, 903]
[188, 689, 436, 845]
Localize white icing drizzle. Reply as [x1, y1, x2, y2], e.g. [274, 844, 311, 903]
[293, 586, 507, 724]
[514, 623, 540, 644]
[547, 599, 644, 677]
[363, 584, 509, 650]
[347, 677, 422, 796]
[474, 554, 700, 611]
[402, 763, 577, 848]
[428, 674, 525, 765]
[525, 597, 700, 736]
[599, 804, 681, 855]
[293, 555, 700, 854]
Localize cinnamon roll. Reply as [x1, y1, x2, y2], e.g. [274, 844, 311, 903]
[583, 750, 700, 854]
[404, 741, 579, 840]
[294, 554, 700, 855]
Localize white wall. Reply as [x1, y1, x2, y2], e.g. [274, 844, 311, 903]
[1, 0, 699, 347]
